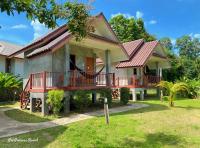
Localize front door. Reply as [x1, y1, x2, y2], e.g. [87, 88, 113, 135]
[85, 57, 95, 85]
[85, 57, 94, 73]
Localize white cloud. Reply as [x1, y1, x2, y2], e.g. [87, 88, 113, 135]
[111, 11, 144, 19]
[171, 38, 176, 45]
[189, 33, 200, 39]
[111, 12, 134, 19]
[136, 11, 143, 19]
[11, 24, 28, 29]
[194, 34, 200, 38]
[149, 20, 157, 25]
[31, 20, 50, 40]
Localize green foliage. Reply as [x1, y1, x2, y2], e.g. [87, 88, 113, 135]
[96, 88, 112, 106]
[157, 81, 189, 107]
[109, 14, 156, 43]
[0, 0, 91, 40]
[180, 78, 200, 99]
[159, 37, 174, 57]
[120, 87, 130, 105]
[46, 90, 64, 115]
[176, 35, 200, 59]
[71, 90, 91, 112]
[0, 72, 22, 101]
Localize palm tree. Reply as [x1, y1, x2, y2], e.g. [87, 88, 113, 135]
[157, 81, 189, 107]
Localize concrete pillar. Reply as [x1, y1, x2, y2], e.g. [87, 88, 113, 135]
[140, 90, 144, 100]
[159, 68, 162, 80]
[105, 50, 111, 86]
[64, 44, 70, 86]
[144, 89, 147, 97]
[141, 67, 144, 85]
[131, 89, 137, 101]
[64, 91, 70, 114]
[42, 94, 48, 116]
[156, 62, 160, 97]
[30, 98, 36, 112]
[92, 92, 97, 103]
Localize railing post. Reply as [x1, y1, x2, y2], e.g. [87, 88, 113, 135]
[73, 70, 76, 87]
[112, 73, 115, 86]
[131, 76, 135, 87]
[30, 74, 32, 90]
[43, 71, 46, 92]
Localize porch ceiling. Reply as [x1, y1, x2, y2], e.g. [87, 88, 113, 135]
[69, 37, 128, 62]
[146, 56, 171, 69]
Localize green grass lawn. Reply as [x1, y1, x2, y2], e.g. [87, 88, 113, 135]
[1, 98, 200, 148]
[0, 101, 19, 108]
[4, 109, 58, 123]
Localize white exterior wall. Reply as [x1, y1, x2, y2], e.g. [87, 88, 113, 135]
[0, 56, 6, 72]
[14, 58, 24, 76]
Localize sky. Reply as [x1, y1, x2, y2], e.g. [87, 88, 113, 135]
[0, 0, 200, 45]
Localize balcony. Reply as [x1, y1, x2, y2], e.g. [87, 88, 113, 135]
[115, 75, 161, 88]
[29, 71, 115, 92]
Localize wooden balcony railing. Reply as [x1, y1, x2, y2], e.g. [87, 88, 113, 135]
[30, 71, 115, 91]
[115, 75, 161, 88]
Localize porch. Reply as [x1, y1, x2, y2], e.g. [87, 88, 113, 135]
[115, 75, 161, 88]
[27, 71, 115, 92]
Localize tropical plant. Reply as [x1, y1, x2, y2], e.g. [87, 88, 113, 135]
[0, 72, 22, 101]
[157, 81, 189, 107]
[120, 87, 130, 105]
[180, 78, 200, 99]
[46, 90, 64, 115]
[97, 88, 112, 106]
[72, 90, 91, 112]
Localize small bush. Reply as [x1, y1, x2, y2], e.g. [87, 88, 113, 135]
[120, 87, 130, 105]
[0, 72, 22, 101]
[46, 90, 64, 115]
[179, 78, 200, 99]
[72, 90, 91, 111]
[97, 88, 112, 106]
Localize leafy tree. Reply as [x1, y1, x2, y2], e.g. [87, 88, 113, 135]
[159, 37, 174, 57]
[109, 14, 156, 42]
[176, 35, 200, 59]
[160, 37, 173, 51]
[157, 81, 188, 107]
[0, 0, 93, 40]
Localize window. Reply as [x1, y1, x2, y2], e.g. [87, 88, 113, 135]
[70, 54, 76, 70]
[5, 58, 11, 73]
[133, 68, 137, 75]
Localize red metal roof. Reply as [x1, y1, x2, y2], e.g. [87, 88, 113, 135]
[9, 13, 127, 58]
[123, 39, 144, 57]
[117, 40, 159, 68]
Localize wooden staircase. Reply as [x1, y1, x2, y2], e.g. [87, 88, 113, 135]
[20, 76, 31, 109]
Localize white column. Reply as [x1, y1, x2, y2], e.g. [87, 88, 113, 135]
[131, 88, 137, 101]
[140, 90, 144, 100]
[159, 67, 162, 80]
[140, 67, 144, 86]
[64, 44, 70, 86]
[156, 62, 160, 97]
[105, 50, 111, 86]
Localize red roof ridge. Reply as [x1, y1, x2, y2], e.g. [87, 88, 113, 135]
[122, 39, 144, 45]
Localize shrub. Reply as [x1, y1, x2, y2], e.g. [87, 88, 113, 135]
[120, 87, 130, 105]
[0, 72, 22, 101]
[180, 78, 200, 99]
[97, 88, 112, 106]
[72, 90, 91, 111]
[46, 90, 64, 115]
